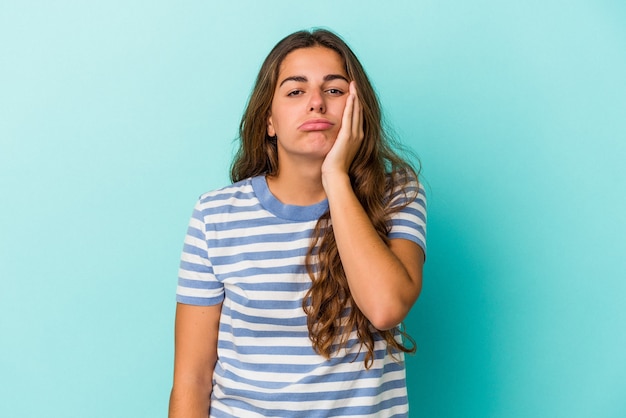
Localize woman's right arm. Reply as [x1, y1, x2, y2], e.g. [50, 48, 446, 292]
[168, 302, 222, 418]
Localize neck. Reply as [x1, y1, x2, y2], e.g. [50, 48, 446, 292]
[266, 159, 326, 206]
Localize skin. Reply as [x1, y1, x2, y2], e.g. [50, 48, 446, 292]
[169, 45, 424, 417]
[321, 82, 424, 330]
[268, 46, 424, 329]
[266, 46, 351, 206]
[168, 303, 221, 418]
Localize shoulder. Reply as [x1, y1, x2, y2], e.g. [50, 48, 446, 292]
[385, 168, 425, 209]
[189, 177, 260, 221]
[190, 176, 272, 227]
[198, 177, 255, 204]
[193, 177, 266, 211]
[385, 169, 427, 253]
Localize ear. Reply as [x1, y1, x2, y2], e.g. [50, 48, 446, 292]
[267, 114, 276, 137]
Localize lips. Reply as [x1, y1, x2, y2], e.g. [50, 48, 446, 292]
[299, 119, 334, 131]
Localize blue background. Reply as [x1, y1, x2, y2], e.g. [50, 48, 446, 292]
[1, 1, 625, 416]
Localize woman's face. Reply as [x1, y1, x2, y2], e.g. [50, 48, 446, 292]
[267, 46, 350, 165]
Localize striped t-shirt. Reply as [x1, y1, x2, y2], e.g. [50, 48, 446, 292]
[177, 175, 427, 417]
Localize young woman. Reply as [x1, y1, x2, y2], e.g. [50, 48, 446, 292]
[169, 29, 427, 418]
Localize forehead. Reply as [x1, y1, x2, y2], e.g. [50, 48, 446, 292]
[277, 46, 347, 79]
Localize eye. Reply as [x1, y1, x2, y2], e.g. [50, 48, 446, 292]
[326, 88, 344, 95]
[287, 89, 303, 97]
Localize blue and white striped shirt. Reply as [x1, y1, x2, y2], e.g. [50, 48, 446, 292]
[177, 175, 427, 417]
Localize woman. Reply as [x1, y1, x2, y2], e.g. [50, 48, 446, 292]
[169, 29, 427, 418]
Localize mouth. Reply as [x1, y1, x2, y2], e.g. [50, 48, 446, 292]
[298, 119, 334, 131]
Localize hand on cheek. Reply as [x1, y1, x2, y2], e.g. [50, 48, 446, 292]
[322, 82, 364, 179]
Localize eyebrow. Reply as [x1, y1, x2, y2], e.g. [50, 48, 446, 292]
[279, 74, 349, 87]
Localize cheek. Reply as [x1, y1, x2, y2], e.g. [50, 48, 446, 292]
[334, 96, 349, 117]
[269, 107, 290, 132]
[333, 98, 349, 127]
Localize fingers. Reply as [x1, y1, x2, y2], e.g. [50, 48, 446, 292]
[322, 82, 363, 176]
[341, 85, 355, 137]
[349, 82, 363, 141]
[341, 82, 362, 142]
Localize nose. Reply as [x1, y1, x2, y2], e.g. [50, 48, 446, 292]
[307, 90, 325, 113]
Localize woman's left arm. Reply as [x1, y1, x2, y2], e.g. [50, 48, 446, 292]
[322, 83, 424, 330]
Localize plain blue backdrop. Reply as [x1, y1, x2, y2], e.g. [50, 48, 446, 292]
[1, 1, 625, 416]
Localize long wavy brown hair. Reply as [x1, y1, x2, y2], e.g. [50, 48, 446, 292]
[231, 29, 419, 368]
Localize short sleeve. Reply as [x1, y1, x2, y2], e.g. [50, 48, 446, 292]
[176, 199, 225, 306]
[387, 178, 427, 257]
